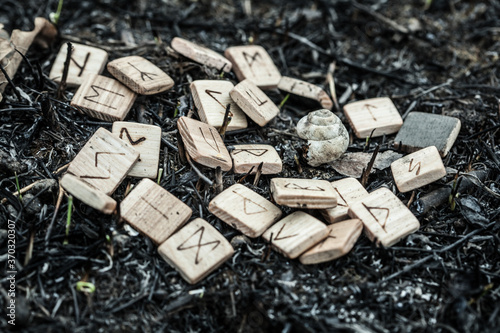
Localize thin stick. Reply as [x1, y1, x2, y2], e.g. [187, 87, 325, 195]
[219, 103, 232, 139]
[45, 183, 65, 246]
[186, 154, 213, 186]
[57, 42, 72, 100]
[361, 145, 380, 187]
[326, 61, 340, 112]
[0, 62, 22, 102]
[215, 166, 223, 193]
[253, 162, 263, 186]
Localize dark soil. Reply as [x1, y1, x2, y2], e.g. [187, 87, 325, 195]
[1, 0, 499, 332]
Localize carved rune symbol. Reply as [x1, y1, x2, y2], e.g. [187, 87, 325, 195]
[128, 62, 158, 81]
[200, 127, 220, 153]
[290, 82, 313, 93]
[84, 85, 125, 110]
[71, 52, 90, 77]
[242, 51, 262, 70]
[273, 223, 299, 241]
[177, 226, 221, 265]
[80, 151, 126, 179]
[284, 183, 325, 191]
[232, 190, 268, 215]
[362, 104, 378, 121]
[232, 148, 268, 157]
[362, 203, 389, 231]
[334, 188, 348, 207]
[316, 230, 337, 249]
[205, 89, 226, 111]
[245, 89, 267, 106]
[408, 159, 421, 175]
[139, 196, 170, 221]
[119, 127, 146, 146]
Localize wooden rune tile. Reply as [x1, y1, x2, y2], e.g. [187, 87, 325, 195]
[190, 80, 247, 131]
[231, 144, 282, 174]
[158, 218, 234, 284]
[71, 74, 137, 121]
[262, 211, 330, 259]
[270, 178, 337, 209]
[107, 56, 174, 95]
[348, 187, 420, 247]
[278, 76, 333, 110]
[208, 183, 282, 237]
[393, 111, 461, 157]
[230, 79, 280, 126]
[391, 146, 446, 193]
[111, 122, 162, 178]
[321, 178, 369, 223]
[171, 37, 232, 73]
[60, 173, 116, 214]
[177, 116, 232, 171]
[121, 178, 192, 244]
[343, 97, 403, 138]
[299, 219, 363, 265]
[224, 45, 281, 89]
[49, 43, 108, 87]
[67, 128, 139, 195]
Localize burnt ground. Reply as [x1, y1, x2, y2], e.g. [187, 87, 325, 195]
[1, 0, 500, 332]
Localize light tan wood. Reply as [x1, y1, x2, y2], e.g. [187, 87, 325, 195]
[230, 79, 280, 126]
[177, 116, 232, 171]
[71, 74, 137, 121]
[171, 37, 232, 73]
[60, 173, 116, 214]
[278, 76, 333, 109]
[321, 178, 369, 223]
[190, 80, 247, 131]
[107, 56, 174, 95]
[208, 183, 282, 237]
[67, 128, 139, 195]
[391, 146, 446, 193]
[49, 43, 108, 87]
[111, 122, 162, 178]
[158, 218, 234, 284]
[224, 45, 281, 89]
[270, 178, 337, 209]
[231, 144, 282, 174]
[343, 97, 403, 138]
[121, 178, 192, 244]
[262, 211, 329, 259]
[299, 219, 363, 264]
[348, 187, 420, 247]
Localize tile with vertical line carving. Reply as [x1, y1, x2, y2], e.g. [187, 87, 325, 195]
[321, 178, 369, 223]
[231, 144, 282, 174]
[171, 37, 232, 73]
[270, 178, 337, 209]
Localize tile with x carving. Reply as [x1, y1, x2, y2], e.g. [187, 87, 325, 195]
[158, 218, 234, 284]
[321, 178, 369, 223]
[230, 144, 282, 174]
[270, 178, 337, 209]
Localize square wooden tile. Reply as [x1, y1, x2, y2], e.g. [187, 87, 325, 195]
[343, 97, 403, 138]
[121, 178, 192, 244]
[71, 74, 137, 121]
[390, 146, 446, 193]
[230, 79, 280, 126]
[49, 43, 108, 87]
[231, 144, 282, 174]
[270, 178, 337, 209]
[158, 218, 234, 284]
[321, 178, 369, 223]
[107, 56, 174, 95]
[394, 111, 461, 157]
[262, 211, 329, 259]
[171, 37, 232, 73]
[348, 187, 420, 247]
[224, 45, 281, 89]
[190, 80, 247, 131]
[60, 173, 116, 214]
[278, 76, 333, 110]
[208, 183, 282, 237]
[111, 122, 162, 179]
[299, 219, 363, 265]
[177, 116, 232, 171]
[67, 128, 139, 195]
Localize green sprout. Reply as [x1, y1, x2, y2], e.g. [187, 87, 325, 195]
[63, 195, 73, 245]
[278, 94, 290, 110]
[50, 0, 64, 25]
[76, 281, 96, 293]
[14, 172, 22, 201]
[157, 168, 163, 184]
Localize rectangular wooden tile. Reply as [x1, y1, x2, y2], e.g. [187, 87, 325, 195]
[121, 178, 192, 244]
[270, 178, 337, 209]
[71, 74, 137, 121]
[67, 128, 139, 195]
[60, 173, 116, 214]
[321, 178, 369, 223]
[391, 146, 446, 193]
[107, 56, 174, 95]
[208, 183, 282, 237]
[190, 80, 247, 131]
[49, 43, 108, 87]
[177, 116, 232, 171]
[394, 111, 461, 157]
[299, 219, 363, 265]
[278, 76, 333, 110]
[158, 218, 234, 284]
[171, 37, 232, 73]
[348, 187, 420, 247]
[111, 122, 162, 179]
[230, 79, 280, 126]
[262, 211, 329, 259]
[230, 144, 282, 174]
[224, 45, 281, 89]
[343, 97, 403, 138]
